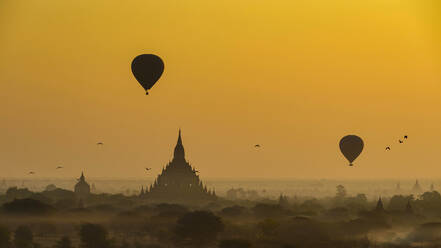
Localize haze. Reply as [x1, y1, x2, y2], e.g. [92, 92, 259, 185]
[1, 0, 440, 179]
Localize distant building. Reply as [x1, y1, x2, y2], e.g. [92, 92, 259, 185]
[278, 194, 289, 207]
[145, 130, 216, 203]
[375, 197, 384, 212]
[139, 186, 145, 197]
[74, 172, 90, 198]
[412, 180, 422, 192]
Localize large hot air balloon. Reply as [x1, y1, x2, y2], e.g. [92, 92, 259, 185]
[339, 135, 364, 166]
[131, 54, 164, 95]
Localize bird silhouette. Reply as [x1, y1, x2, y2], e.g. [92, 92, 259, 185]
[56, 166, 63, 169]
[254, 144, 261, 148]
[399, 140, 403, 143]
[29, 171, 35, 175]
[386, 147, 391, 151]
[145, 168, 151, 171]
[97, 142, 103, 145]
[404, 135, 408, 139]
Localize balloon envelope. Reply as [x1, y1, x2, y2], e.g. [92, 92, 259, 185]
[339, 135, 364, 166]
[131, 54, 164, 93]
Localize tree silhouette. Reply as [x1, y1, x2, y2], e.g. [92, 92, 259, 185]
[79, 223, 110, 248]
[388, 195, 414, 211]
[221, 205, 246, 217]
[174, 211, 224, 247]
[219, 239, 251, 248]
[3, 198, 54, 215]
[14, 226, 33, 248]
[54, 236, 72, 248]
[336, 185, 347, 198]
[0, 226, 11, 248]
[257, 219, 279, 240]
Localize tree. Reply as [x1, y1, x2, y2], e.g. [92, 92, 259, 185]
[219, 239, 251, 248]
[344, 193, 369, 211]
[336, 185, 346, 198]
[79, 223, 110, 248]
[174, 211, 224, 247]
[119, 239, 131, 248]
[299, 199, 323, 213]
[417, 191, 441, 213]
[14, 226, 33, 248]
[420, 191, 441, 202]
[3, 198, 54, 215]
[54, 236, 72, 248]
[252, 204, 285, 218]
[257, 219, 279, 240]
[221, 205, 246, 217]
[0, 226, 11, 248]
[388, 195, 414, 211]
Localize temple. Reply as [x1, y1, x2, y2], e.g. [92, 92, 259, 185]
[144, 130, 216, 203]
[74, 172, 90, 198]
[412, 179, 422, 192]
[375, 197, 384, 212]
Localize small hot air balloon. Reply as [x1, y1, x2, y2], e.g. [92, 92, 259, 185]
[339, 135, 364, 166]
[131, 54, 164, 95]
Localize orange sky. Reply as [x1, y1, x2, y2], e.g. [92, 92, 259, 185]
[0, 0, 440, 179]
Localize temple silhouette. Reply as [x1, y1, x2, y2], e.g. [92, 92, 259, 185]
[74, 172, 90, 198]
[142, 130, 216, 203]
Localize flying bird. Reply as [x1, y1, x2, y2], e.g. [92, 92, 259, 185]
[404, 135, 408, 139]
[399, 140, 403, 144]
[385, 147, 391, 151]
[56, 166, 63, 169]
[254, 144, 261, 148]
[97, 142, 104, 145]
[29, 171, 35, 175]
[145, 168, 151, 171]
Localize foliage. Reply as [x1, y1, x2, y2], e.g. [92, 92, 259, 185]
[14, 226, 33, 248]
[174, 210, 224, 247]
[2, 198, 54, 215]
[0, 226, 10, 248]
[336, 185, 347, 198]
[221, 205, 246, 217]
[257, 219, 280, 240]
[54, 236, 72, 248]
[388, 195, 414, 211]
[219, 239, 252, 248]
[79, 223, 111, 248]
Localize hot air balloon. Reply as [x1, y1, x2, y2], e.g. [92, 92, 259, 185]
[131, 54, 164, 95]
[339, 135, 364, 166]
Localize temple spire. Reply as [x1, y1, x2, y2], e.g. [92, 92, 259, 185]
[376, 197, 384, 212]
[178, 129, 182, 144]
[173, 129, 185, 161]
[79, 172, 85, 182]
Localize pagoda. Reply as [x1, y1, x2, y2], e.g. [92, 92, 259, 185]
[74, 172, 91, 198]
[145, 130, 216, 203]
[412, 180, 422, 192]
[375, 197, 384, 212]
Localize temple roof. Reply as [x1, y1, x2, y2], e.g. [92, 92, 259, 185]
[376, 197, 384, 211]
[145, 130, 216, 203]
[173, 129, 185, 161]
